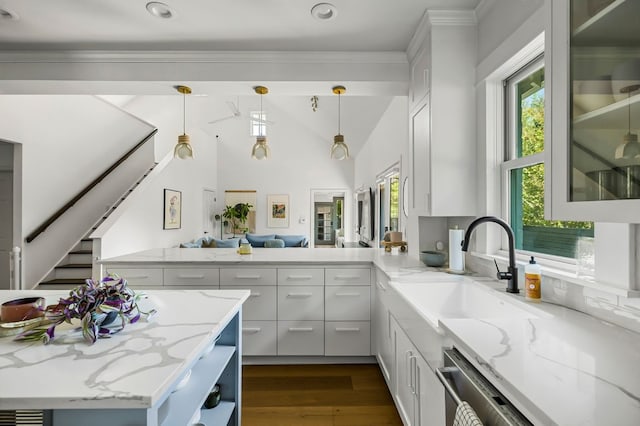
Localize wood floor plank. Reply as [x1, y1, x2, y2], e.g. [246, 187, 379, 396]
[242, 364, 402, 425]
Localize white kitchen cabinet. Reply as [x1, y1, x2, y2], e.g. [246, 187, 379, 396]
[277, 320, 324, 355]
[549, 0, 640, 222]
[242, 320, 277, 356]
[164, 267, 219, 287]
[408, 11, 477, 217]
[373, 269, 395, 386]
[325, 321, 370, 356]
[391, 315, 445, 426]
[278, 285, 324, 321]
[103, 267, 163, 288]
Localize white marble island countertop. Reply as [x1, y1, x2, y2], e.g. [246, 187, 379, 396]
[0, 289, 249, 410]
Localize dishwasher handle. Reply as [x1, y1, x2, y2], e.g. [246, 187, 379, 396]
[435, 366, 463, 407]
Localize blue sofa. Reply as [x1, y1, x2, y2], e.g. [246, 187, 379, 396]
[180, 234, 309, 248]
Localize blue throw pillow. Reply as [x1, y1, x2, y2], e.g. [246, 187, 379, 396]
[275, 234, 308, 247]
[213, 238, 240, 248]
[264, 239, 285, 248]
[245, 233, 276, 247]
[180, 242, 201, 248]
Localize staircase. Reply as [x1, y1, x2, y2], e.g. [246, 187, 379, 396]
[37, 164, 157, 290]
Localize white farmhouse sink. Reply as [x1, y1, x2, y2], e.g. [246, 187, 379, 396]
[391, 280, 548, 329]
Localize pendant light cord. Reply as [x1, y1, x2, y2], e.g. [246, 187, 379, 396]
[183, 91, 186, 135]
[260, 93, 264, 137]
[338, 92, 341, 134]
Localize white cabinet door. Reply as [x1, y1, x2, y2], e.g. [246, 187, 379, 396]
[278, 285, 324, 320]
[277, 320, 324, 355]
[242, 320, 277, 356]
[392, 316, 416, 426]
[373, 270, 394, 387]
[104, 267, 163, 288]
[410, 102, 431, 215]
[325, 285, 370, 321]
[325, 321, 370, 356]
[221, 285, 276, 320]
[416, 354, 445, 426]
[164, 268, 219, 287]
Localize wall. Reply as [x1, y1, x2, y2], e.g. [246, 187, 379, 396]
[0, 95, 156, 287]
[354, 96, 408, 244]
[95, 95, 219, 258]
[217, 97, 358, 241]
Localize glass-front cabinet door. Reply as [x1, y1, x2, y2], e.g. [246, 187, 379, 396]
[549, 0, 640, 222]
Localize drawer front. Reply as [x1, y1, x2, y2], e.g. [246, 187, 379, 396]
[278, 285, 324, 320]
[325, 321, 371, 356]
[164, 268, 219, 287]
[104, 268, 163, 287]
[221, 285, 276, 320]
[277, 321, 324, 355]
[242, 321, 277, 356]
[220, 268, 277, 286]
[277, 268, 324, 286]
[325, 285, 370, 321]
[325, 268, 371, 286]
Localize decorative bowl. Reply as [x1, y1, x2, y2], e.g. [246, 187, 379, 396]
[1, 297, 45, 323]
[420, 251, 446, 267]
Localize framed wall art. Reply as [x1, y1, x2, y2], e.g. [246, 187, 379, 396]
[163, 189, 182, 229]
[267, 194, 289, 228]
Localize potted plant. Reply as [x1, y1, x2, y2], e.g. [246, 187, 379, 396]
[222, 203, 252, 237]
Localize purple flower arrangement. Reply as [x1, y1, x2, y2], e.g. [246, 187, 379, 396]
[16, 275, 156, 345]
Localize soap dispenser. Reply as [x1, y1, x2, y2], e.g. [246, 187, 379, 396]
[525, 256, 541, 301]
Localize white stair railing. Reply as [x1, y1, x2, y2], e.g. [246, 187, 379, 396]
[10, 246, 21, 290]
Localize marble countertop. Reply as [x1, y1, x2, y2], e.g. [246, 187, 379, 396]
[0, 289, 249, 410]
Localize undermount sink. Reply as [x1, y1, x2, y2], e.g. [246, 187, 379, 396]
[391, 280, 548, 328]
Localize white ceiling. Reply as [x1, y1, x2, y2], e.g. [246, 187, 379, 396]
[0, 0, 480, 51]
[0, 0, 480, 156]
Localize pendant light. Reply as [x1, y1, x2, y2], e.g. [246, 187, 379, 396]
[174, 85, 194, 159]
[251, 86, 271, 160]
[331, 85, 349, 160]
[614, 84, 640, 160]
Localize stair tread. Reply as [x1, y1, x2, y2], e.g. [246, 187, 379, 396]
[69, 250, 92, 254]
[56, 263, 92, 269]
[40, 278, 87, 285]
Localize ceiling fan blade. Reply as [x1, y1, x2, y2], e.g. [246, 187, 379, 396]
[207, 114, 237, 124]
[226, 99, 240, 116]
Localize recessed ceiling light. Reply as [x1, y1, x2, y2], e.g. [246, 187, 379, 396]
[146, 2, 174, 19]
[311, 3, 337, 20]
[0, 8, 19, 20]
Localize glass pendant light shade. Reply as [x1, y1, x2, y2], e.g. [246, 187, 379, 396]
[330, 134, 349, 160]
[614, 84, 640, 160]
[174, 85, 194, 159]
[252, 86, 270, 159]
[251, 136, 270, 160]
[331, 85, 349, 160]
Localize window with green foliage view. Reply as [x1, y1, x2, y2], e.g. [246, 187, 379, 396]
[504, 60, 593, 259]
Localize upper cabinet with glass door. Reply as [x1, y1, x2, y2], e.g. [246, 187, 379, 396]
[548, 0, 640, 222]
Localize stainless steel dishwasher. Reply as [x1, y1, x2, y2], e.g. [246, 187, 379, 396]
[435, 348, 533, 426]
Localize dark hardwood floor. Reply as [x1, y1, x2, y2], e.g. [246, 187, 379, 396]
[242, 364, 403, 425]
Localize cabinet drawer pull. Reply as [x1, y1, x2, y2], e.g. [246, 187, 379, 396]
[288, 327, 313, 332]
[235, 275, 261, 279]
[176, 274, 205, 279]
[335, 292, 360, 297]
[335, 327, 360, 332]
[250, 292, 261, 297]
[334, 275, 361, 280]
[125, 275, 149, 279]
[286, 292, 313, 298]
[286, 275, 313, 280]
[243, 327, 262, 333]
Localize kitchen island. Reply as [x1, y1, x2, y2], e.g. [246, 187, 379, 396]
[0, 289, 249, 426]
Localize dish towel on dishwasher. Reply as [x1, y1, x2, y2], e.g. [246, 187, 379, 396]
[453, 401, 483, 426]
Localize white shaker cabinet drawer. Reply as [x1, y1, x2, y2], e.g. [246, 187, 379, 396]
[277, 321, 324, 355]
[220, 268, 277, 286]
[325, 268, 371, 286]
[242, 321, 277, 356]
[104, 268, 163, 287]
[221, 285, 276, 320]
[325, 321, 371, 356]
[325, 286, 370, 321]
[278, 285, 324, 320]
[277, 268, 324, 286]
[163, 268, 219, 287]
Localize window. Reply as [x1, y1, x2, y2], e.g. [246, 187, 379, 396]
[377, 167, 400, 242]
[249, 111, 267, 137]
[503, 58, 593, 259]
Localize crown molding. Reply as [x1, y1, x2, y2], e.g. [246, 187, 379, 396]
[426, 10, 477, 26]
[406, 9, 477, 62]
[0, 50, 408, 64]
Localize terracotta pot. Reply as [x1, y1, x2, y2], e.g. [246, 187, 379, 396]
[1, 297, 45, 323]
